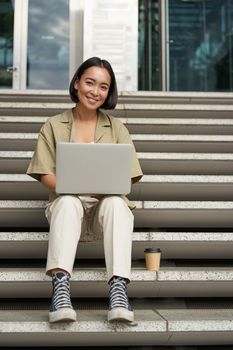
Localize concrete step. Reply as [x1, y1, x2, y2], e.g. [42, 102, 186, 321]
[1, 308, 233, 346]
[1, 266, 233, 298]
[0, 308, 166, 347]
[122, 104, 233, 118]
[2, 99, 233, 118]
[1, 151, 233, 175]
[132, 175, 233, 200]
[1, 200, 233, 228]
[2, 116, 233, 135]
[0, 95, 233, 117]
[0, 174, 48, 199]
[2, 133, 233, 153]
[1, 230, 232, 259]
[0, 116, 47, 133]
[1, 89, 233, 103]
[0, 133, 37, 151]
[138, 153, 233, 174]
[0, 151, 33, 173]
[2, 174, 233, 201]
[2, 89, 233, 103]
[0, 101, 73, 116]
[0, 308, 233, 347]
[0, 90, 71, 103]
[134, 134, 233, 153]
[122, 117, 233, 135]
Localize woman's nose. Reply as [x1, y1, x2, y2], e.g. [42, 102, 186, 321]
[91, 85, 99, 96]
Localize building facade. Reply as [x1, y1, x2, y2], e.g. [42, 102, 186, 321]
[1, 0, 233, 92]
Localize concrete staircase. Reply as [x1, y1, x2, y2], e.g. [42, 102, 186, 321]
[1, 90, 233, 347]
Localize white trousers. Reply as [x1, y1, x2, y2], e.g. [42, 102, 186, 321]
[45, 195, 134, 282]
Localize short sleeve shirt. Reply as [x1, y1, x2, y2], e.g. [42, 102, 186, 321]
[26, 108, 143, 209]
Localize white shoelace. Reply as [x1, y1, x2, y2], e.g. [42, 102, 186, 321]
[51, 272, 73, 310]
[109, 277, 130, 310]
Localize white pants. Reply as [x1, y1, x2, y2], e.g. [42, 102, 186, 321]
[45, 195, 134, 282]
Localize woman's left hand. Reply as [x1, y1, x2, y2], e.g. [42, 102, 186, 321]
[91, 195, 105, 200]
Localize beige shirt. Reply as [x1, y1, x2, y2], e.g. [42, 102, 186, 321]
[26, 108, 143, 209]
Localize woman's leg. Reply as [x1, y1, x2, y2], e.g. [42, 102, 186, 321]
[46, 195, 84, 276]
[45, 195, 84, 322]
[97, 196, 134, 282]
[94, 196, 134, 322]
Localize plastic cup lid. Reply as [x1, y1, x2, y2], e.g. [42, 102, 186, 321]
[144, 247, 162, 253]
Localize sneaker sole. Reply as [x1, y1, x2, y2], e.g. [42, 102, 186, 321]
[49, 308, 77, 323]
[108, 307, 134, 322]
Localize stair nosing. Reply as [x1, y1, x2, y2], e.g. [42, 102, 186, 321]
[1, 230, 233, 242]
[2, 200, 233, 210]
[2, 132, 233, 142]
[2, 174, 233, 183]
[1, 151, 233, 160]
[1, 268, 233, 282]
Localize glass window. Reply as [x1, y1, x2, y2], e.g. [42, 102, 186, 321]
[169, 0, 233, 91]
[0, 0, 14, 88]
[27, 0, 69, 89]
[138, 0, 160, 90]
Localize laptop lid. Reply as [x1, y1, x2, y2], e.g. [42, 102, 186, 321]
[56, 143, 133, 195]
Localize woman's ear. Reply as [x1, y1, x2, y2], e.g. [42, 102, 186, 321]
[74, 79, 79, 90]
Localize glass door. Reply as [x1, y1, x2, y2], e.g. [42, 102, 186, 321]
[0, 0, 28, 90]
[0, 0, 82, 90]
[138, 0, 160, 90]
[0, 0, 14, 88]
[27, 0, 70, 89]
[169, 0, 233, 92]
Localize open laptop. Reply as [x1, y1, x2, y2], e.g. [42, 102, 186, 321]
[56, 143, 133, 195]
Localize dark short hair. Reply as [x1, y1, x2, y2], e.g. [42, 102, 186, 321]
[69, 57, 118, 109]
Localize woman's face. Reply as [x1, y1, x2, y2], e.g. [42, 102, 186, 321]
[74, 66, 111, 110]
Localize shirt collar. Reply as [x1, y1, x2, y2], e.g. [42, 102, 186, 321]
[95, 109, 111, 142]
[59, 109, 73, 124]
[59, 108, 111, 143]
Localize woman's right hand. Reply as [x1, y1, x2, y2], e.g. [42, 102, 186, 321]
[40, 174, 56, 192]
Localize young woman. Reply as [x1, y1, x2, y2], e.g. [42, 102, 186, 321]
[27, 57, 143, 323]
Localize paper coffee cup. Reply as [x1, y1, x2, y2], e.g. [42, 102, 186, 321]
[144, 248, 161, 271]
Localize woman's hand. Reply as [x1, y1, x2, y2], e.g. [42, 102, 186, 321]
[91, 195, 105, 200]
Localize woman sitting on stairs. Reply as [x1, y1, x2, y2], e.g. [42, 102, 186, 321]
[26, 56, 143, 323]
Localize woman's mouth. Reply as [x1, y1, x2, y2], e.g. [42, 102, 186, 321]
[87, 96, 99, 103]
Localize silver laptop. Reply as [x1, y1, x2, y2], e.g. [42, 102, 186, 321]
[56, 143, 133, 195]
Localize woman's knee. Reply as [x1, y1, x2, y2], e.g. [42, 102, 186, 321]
[99, 196, 134, 232]
[101, 196, 133, 217]
[101, 195, 126, 208]
[55, 195, 83, 213]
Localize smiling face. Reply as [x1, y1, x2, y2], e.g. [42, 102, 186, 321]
[74, 66, 111, 111]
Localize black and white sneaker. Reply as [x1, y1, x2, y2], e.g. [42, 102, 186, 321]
[49, 271, 77, 323]
[108, 276, 134, 322]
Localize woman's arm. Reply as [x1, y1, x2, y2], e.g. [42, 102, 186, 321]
[41, 174, 56, 192]
[26, 122, 56, 183]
